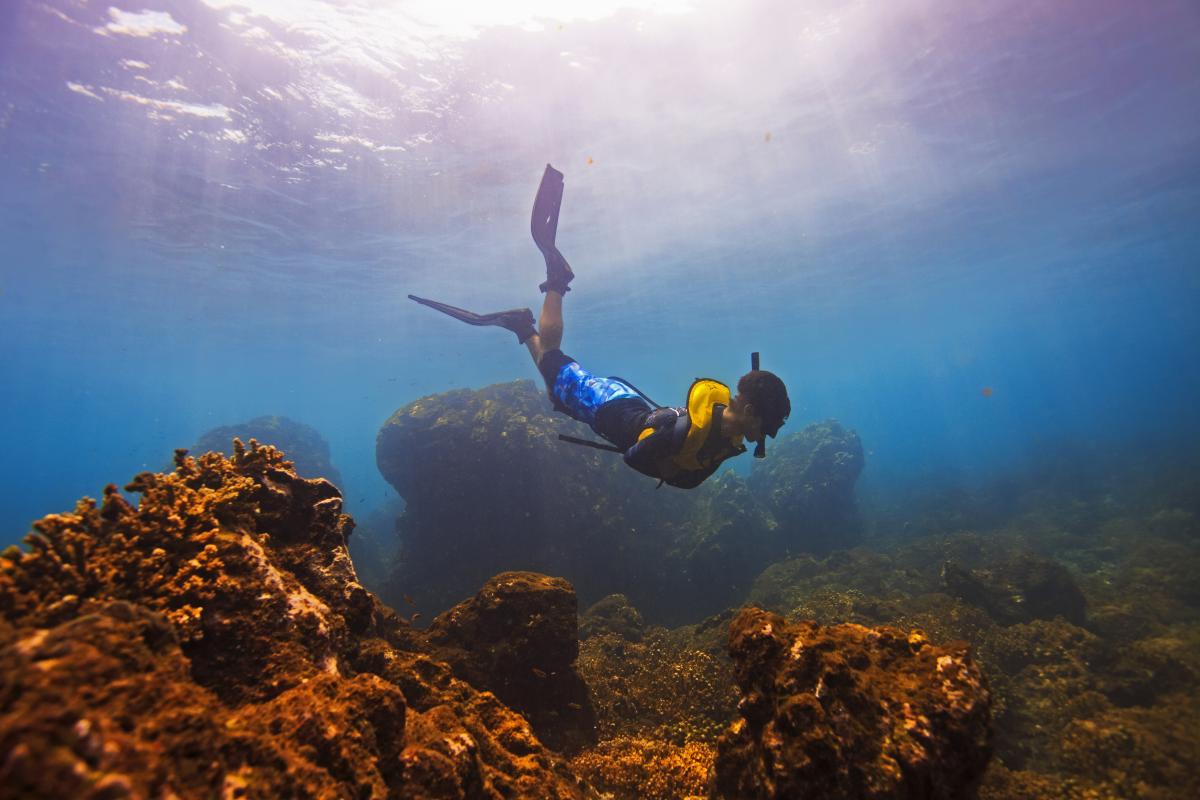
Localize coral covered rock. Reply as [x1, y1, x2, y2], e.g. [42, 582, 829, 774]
[942, 554, 1087, 626]
[713, 608, 992, 800]
[747, 419, 865, 554]
[0, 443, 588, 799]
[423, 571, 597, 753]
[668, 471, 777, 599]
[375, 381, 693, 619]
[579, 594, 646, 642]
[746, 547, 933, 624]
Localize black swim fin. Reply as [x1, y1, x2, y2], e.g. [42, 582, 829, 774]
[408, 295, 537, 344]
[530, 164, 574, 294]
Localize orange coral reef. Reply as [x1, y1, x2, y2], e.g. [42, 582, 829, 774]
[0, 443, 588, 799]
[743, 505, 1200, 800]
[5, 437, 1099, 799]
[573, 601, 995, 800]
[713, 609, 993, 800]
[423, 571, 597, 753]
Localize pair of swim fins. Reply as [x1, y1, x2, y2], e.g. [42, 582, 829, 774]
[408, 164, 573, 344]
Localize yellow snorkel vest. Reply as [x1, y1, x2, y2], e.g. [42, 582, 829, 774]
[637, 378, 746, 477]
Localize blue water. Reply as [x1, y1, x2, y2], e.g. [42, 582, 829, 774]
[1, 0, 1198, 545]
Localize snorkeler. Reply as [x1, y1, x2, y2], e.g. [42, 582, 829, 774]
[409, 164, 790, 489]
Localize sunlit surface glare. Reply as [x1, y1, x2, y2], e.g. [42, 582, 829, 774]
[201, 0, 696, 40]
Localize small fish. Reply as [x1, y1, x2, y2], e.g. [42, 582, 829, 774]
[980, 386, 994, 398]
[402, 593, 417, 606]
[586, 157, 594, 165]
[531, 667, 547, 678]
[410, 612, 422, 623]
[567, 702, 582, 710]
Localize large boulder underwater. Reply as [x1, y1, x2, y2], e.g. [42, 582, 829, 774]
[714, 608, 992, 799]
[746, 418, 865, 553]
[0, 443, 995, 799]
[374, 379, 864, 623]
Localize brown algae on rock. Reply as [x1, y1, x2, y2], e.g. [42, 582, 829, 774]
[0, 443, 589, 799]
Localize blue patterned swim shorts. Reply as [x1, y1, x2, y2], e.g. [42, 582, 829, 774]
[537, 350, 639, 425]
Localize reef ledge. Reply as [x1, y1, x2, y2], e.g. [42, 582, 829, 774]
[0, 443, 588, 799]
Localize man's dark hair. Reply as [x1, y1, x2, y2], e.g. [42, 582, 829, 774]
[737, 370, 790, 436]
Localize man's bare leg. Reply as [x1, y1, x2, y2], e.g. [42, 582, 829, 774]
[525, 290, 564, 366]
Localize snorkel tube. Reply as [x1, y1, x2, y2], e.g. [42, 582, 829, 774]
[751, 351, 767, 459]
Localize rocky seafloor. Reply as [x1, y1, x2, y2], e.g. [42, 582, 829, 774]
[2, 380, 1197, 798]
[2, 442, 997, 799]
[367, 381, 1200, 797]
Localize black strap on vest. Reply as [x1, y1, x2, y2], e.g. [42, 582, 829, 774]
[607, 376, 662, 409]
[694, 404, 726, 465]
[695, 404, 744, 466]
[556, 376, 662, 453]
[557, 433, 622, 453]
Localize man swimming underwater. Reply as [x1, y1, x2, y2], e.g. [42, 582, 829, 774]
[409, 164, 791, 489]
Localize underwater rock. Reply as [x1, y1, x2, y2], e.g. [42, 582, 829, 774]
[0, 444, 588, 799]
[746, 419, 865, 555]
[193, 415, 344, 487]
[746, 547, 935, 625]
[1094, 636, 1196, 708]
[712, 608, 992, 800]
[375, 380, 756, 623]
[970, 617, 1109, 770]
[579, 594, 646, 642]
[942, 555, 1087, 626]
[669, 471, 778, 602]
[423, 571, 597, 754]
[376, 381, 665, 614]
[722, 472, 1200, 800]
